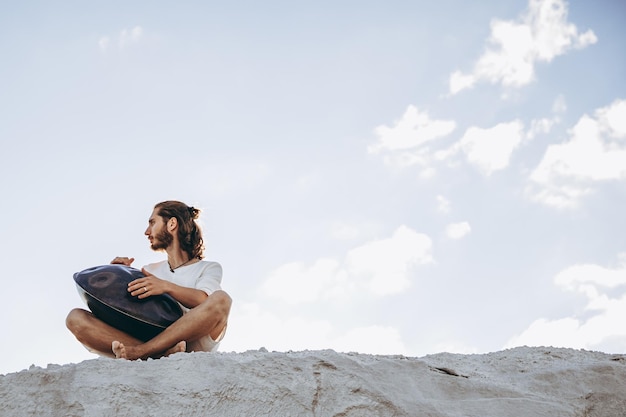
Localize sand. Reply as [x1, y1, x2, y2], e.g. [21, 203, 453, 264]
[1, 346, 626, 416]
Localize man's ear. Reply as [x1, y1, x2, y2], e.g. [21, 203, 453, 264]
[168, 217, 178, 231]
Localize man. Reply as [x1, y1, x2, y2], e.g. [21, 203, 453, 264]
[66, 200, 232, 360]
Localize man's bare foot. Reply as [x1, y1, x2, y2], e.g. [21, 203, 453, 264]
[112, 341, 144, 360]
[113, 340, 185, 360]
[164, 341, 186, 357]
[112, 341, 128, 359]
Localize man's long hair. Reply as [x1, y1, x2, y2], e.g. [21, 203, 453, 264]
[155, 201, 205, 260]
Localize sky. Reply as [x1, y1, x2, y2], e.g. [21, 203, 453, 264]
[1, 0, 625, 375]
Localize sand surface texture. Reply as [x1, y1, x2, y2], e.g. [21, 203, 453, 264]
[1, 347, 626, 416]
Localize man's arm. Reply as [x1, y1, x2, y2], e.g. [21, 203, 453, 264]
[127, 269, 208, 310]
[157, 280, 208, 309]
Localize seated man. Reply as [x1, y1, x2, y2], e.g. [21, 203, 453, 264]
[66, 200, 232, 360]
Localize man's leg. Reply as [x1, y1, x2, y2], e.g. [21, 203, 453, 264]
[113, 290, 232, 360]
[66, 308, 144, 358]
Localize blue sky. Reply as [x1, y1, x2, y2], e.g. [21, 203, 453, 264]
[1, 0, 625, 374]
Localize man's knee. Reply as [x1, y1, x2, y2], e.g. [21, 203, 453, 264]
[65, 308, 90, 333]
[203, 290, 232, 317]
[215, 290, 232, 308]
[218, 290, 233, 316]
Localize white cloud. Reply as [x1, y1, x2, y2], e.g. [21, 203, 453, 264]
[120, 26, 143, 48]
[369, 106, 456, 153]
[99, 26, 144, 51]
[528, 99, 626, 209]
[345, 225, 434, 296]
[374, 101, 566, 178]
[261, 225, 433, 303]
[555, 263, 626, 292]
[373, 102, 568, 177]
[449, 0, 597, 94]
[527, 95, 565, 139]
[98, 37, 110, 51]
[222, 302, 409, 355]
[262, 258, 350, 304]
[445, 222, 471, 240]
[440, 120, 525, 175]
[505, 317, 585, 348]
[449, 71, 476, 96]
[506, 256, 626, 351]
[597, 99, 626, 138]
[222, 302, 335, 352]
[552, 94, 567, 114]
[368, 106, 456, 174]
[333, 326, 408, 355]
[527, 117, 558, 139]
[436, 195, 451, 214]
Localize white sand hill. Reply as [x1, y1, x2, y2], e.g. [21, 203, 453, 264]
[1, 347, 626, 416]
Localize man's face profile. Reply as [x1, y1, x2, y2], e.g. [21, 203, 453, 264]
[145, 210, 173, 252]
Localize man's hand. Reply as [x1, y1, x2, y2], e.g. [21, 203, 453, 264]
[128, 269, 171, 299]
[111, 257, 135, 266]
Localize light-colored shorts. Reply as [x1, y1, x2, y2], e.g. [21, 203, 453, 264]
[188, 324, 227, 352]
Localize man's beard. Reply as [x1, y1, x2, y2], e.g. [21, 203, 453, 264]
[151, 229, 173, 251]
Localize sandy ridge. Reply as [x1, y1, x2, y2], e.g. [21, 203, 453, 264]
[1, 347, 625, 417]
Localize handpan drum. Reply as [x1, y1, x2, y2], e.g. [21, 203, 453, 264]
[74, 264, 183, 342]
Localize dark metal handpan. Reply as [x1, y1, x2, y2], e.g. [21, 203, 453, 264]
[74, 264, 183, 342]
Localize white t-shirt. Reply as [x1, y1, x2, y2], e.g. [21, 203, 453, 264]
[142, 259, 225, 352]
[143, 260, 223, 305]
